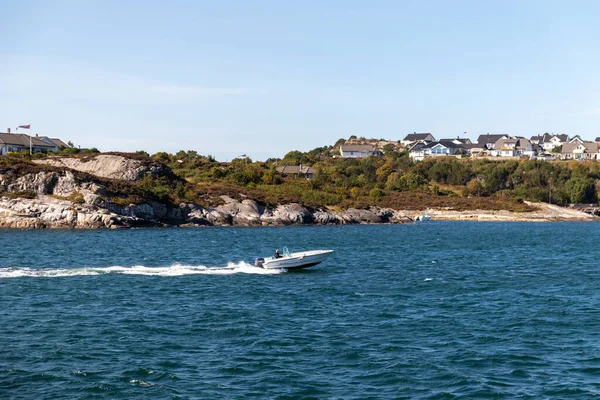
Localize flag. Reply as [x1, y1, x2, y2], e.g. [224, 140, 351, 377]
[16, 124, 31, 130]
[239, 154, 246, 158]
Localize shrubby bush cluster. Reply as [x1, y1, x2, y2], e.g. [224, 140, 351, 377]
[149, 146, 600, 208]
[19, 143, 600, 209]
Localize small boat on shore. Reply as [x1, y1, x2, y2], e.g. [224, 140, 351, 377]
[255, 247, 334, 270]
[414, 215, 431, 222]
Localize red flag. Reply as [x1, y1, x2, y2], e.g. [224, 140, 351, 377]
[17, 124, 31, 130]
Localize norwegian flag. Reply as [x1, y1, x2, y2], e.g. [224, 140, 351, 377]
[16, 124, 31, 130]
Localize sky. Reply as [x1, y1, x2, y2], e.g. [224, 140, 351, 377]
[1, 0, 599, 161]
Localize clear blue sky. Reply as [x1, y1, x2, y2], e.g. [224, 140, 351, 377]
[1, 0, 599, 160]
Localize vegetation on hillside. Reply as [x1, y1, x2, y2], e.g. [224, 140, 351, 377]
[146, 146, 600, 211]
[6, 142, 600, 212]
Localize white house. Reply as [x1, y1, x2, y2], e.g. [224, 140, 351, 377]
[561, 141, 598, 160]
[339, 144, 383, 158]
[542, 134, 569, 151]
[409, 141, 464, 161]
[0, 133, 56, 155]
[568, 135, 585, 144]
[530, 135, 544, 145]
[492, 138, 534, 157]
[408, 142, 428, 161]
[401, 133, 435, 147]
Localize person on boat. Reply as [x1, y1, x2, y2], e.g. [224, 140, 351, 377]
[274, 249, 282, 258]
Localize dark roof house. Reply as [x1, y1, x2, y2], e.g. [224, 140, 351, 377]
[276, 165, 316, 178]
[440, 137, 472, 145]
[542, 134, 568, 144]
[402, 133, 435, 143]
[530, 135, 544, 144]
[0, 133, 56, 155]
[476, 134, 509, 149]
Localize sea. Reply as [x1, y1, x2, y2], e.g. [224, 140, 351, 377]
[1, 222, 600, 399]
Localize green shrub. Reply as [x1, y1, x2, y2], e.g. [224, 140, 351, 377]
[369, 188, 385, 199]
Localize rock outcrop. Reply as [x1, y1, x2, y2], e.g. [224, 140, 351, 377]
[32, 154, 170, 181]
[0, 154, 414, 228]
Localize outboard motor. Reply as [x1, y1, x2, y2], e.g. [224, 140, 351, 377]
[255, 257, 265, 268]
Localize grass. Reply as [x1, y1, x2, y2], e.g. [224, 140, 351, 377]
[2, 190, 37, 199]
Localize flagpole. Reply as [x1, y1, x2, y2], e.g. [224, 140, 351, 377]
[16, 125, 32, 154]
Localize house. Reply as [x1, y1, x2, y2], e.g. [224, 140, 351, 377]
[492, 138, 534, 157]
[0, 132, 56, 155]
[530, 135, 544, 145]
[463, 143, 487, 157]
[515, 139, 535, 157]
[569, 135, 584, 144]
[408, 142, 429, 161]
[536, 152, 556, 161]
[38, 137, 71, 151]
[409, 141, 464, 160]
[440, 137, 472, 145]
[339, 144, 383, 158]
[276, 165, 316, 179]
[476, 134, 509, 150]
[401, 133, 435, 147]
[492, 138, 519, 157]
[561, 141, 598, 160]
[541, 134, 569, 151]
[426, 141, 464, 156]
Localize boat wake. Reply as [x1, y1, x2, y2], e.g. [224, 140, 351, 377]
[0, 262, 286, 278]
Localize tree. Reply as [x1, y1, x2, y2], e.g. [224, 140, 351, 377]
[399, 173, 427, 190]
[152, 152, 171, 163]
[382, 143, 396, 154]
[564, 176, 597, 204]
[464, 178, 484, 197]
[280, 150, 311, 166]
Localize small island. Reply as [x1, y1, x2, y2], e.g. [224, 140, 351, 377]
[0, 134, 598, 228]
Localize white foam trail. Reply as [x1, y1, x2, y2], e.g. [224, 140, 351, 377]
[0, 262, 285, 278]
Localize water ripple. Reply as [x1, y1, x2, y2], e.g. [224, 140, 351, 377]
[2, 223, 600, 398]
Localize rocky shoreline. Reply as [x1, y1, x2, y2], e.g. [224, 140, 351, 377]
[0, 194, 594, 229]
[0, 194, 415, 229]
[0, 154, 596, 229]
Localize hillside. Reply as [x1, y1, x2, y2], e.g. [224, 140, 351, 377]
[0, 149, 597, 228]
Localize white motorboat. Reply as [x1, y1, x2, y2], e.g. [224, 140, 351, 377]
[255, 247, 334, 270]
[414, 215, 431, 222]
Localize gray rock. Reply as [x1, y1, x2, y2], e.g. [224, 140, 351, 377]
[260, 203, 314, 225]
[32, 154, 171, 181]
[217, 199, 262, 225]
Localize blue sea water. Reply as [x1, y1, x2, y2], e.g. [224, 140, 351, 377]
[1, 222, 600, 399]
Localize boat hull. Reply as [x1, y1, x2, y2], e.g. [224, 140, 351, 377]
[258, 250, 334, 270]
